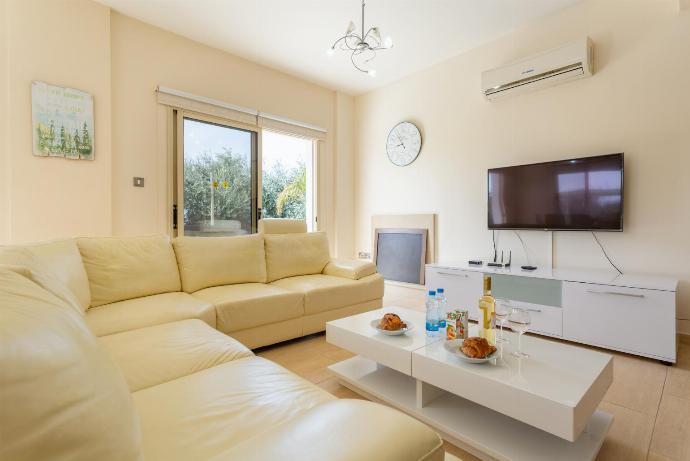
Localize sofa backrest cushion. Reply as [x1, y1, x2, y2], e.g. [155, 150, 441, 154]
[173, 234, 267, 293]
[0, 239, 91, 313]
[0, 269, 142, 461]
[264, 232, 330, 282]
[78, 235, 181, 307]
[258, 219, 307, 234]
[25, 239, 92, 310]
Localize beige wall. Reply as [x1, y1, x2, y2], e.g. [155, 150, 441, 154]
[110, 13, 342, 250]
[1, 1, 355, 256]
[354, 0, 690, 330]
[0, 0, 8, 243]
[1, 0, 113, 243]
[334, 92, 356, 258]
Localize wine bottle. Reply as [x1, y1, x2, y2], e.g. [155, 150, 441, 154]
[478, 275, 496, 344]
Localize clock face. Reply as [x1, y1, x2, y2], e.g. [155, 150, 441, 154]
[386, 121, 422, 167]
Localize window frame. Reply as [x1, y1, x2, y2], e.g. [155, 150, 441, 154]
[173, 110, 259, 236]
[259, 128, 318, 231]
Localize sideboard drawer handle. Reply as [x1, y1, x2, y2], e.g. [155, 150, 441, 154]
[526, 308, 543, 313]
[437, 271, 469, 278]
[586, 289, 645, 298]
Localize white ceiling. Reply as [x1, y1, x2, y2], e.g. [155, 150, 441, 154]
[98, 0, 582, 95]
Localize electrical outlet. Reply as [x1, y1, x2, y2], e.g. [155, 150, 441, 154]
[358, 252, 371, 259]
[133, 177, 145, 187]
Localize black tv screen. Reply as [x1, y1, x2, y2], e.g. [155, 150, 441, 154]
[488, 153, 624, 231]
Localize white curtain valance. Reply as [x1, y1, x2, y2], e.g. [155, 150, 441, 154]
[156, 86, 327, 140]
[258, 113, 326, 141]
[156, 86, 258, 126]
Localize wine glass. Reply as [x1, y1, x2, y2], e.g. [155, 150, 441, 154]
[508, 307, 531, 358]
[495, 299, 511, 344]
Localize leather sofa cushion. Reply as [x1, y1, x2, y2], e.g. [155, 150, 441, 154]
[86, 292, 215, 337]
[99, 319, 253, 391]
[78, 235, 181, 307]
[0, 269, 142, 461]
[173, 234, 266, 293]
[323, 258, 377, 280]
[258, 218, 307, 234]
[22, 239, 92, 311]
[211, 400, 445, 461]
[133, 356, 333, 461]
[193, 283, 303, 333]
[272, 273, 384, 315]
[0, 263, 32, 278]
[0, 239, 91, 313]
[229, 317, 304, 350]
[264, 232, 330, 282]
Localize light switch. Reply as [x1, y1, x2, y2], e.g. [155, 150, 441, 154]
[133, 177, 145, 187]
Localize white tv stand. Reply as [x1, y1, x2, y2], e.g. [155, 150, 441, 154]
[425, 263, 678, 363]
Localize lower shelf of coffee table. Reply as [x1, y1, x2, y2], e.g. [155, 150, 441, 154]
[329, 356, 612, 461]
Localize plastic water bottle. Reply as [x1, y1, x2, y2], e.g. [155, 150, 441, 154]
[425, 290, 439, 336]
[436, 288, 447, 329]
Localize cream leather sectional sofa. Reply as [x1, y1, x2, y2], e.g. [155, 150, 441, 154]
[78, 221, 383, 348]
[0, 224, 445, 461]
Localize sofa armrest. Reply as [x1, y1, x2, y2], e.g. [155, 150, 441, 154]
[322, 259, 376, 280]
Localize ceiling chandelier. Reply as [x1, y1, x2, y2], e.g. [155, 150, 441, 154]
[327, 0, 393, 77]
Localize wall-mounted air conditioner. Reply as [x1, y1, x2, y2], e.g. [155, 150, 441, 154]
[482, 37, 593, 100]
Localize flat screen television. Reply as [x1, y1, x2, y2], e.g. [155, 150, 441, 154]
[488, 153, 624, 231]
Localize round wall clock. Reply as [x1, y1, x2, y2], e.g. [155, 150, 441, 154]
[386, 121, 422, 167]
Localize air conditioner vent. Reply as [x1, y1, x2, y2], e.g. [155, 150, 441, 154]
[482, 38, 593, 100]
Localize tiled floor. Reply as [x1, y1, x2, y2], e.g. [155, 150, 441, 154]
[256, 285, 690, 461]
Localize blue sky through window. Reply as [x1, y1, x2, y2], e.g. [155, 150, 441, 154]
[184, 118, 251, 162]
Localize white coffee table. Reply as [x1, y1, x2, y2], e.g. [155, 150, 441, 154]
[326, 307, 614, 461]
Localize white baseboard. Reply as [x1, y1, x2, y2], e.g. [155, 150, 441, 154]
[384, 280, 426, 290]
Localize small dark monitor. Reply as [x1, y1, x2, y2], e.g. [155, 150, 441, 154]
[488, 153, 623, 231]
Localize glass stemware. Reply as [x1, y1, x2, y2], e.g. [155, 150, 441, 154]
[508, 307, 531, 358]
[494, 299, 511, 344]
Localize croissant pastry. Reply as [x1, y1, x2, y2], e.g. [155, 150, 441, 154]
[379, 313, 407, 331]
[460, 337, 497, 359]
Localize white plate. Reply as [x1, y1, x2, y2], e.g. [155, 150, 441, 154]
[370, 318, 414, 336]
[444, 339, 498, 363]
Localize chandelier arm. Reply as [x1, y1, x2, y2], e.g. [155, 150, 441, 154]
[350, 50, 368, 73]
[363, 48, 377, 64]
[344, 34, 362, 50]
[331, 36, 350, 51]
[332, 34, 361, 51]
[351, 47, 376, 72]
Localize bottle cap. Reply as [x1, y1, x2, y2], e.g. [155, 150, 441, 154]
[437, 288, 444, 293]
[428, 290, 436, 296]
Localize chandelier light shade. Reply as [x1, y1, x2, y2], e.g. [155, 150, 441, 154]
[327, 0, 393, 76]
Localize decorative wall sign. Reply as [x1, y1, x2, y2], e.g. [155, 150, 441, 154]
[31, 81, 94, 160]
